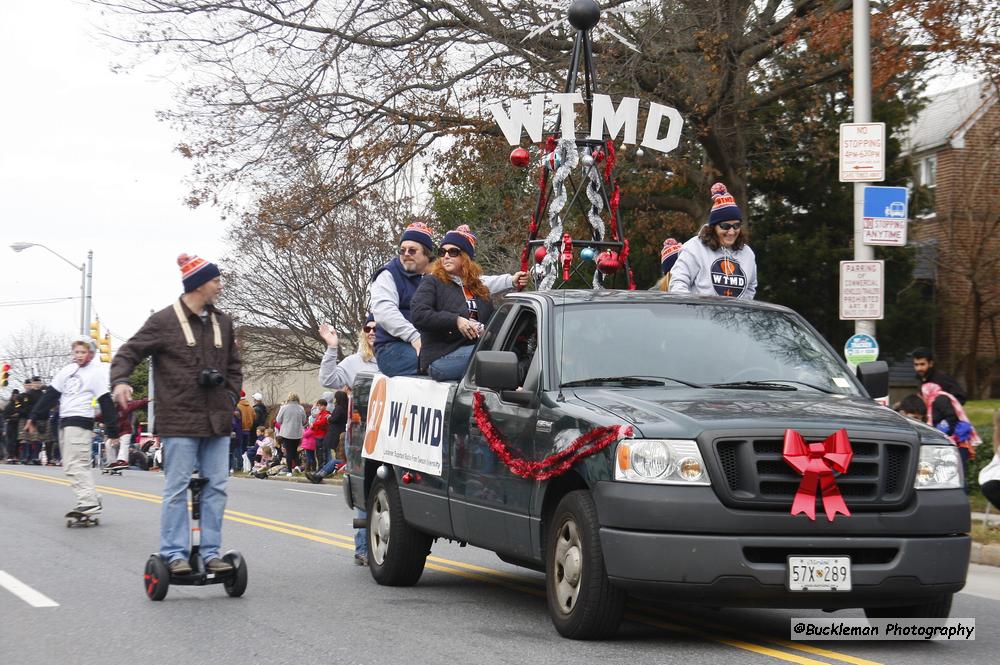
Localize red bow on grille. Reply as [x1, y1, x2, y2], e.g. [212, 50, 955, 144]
[782, 429, 853, 522]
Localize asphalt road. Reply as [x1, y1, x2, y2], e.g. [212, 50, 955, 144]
[1, 465, 997, 665]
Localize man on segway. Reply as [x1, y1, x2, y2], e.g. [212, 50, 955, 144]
[111, 253, 243, 584]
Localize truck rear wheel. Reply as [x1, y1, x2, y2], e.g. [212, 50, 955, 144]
[367, 476, 431, 586]
[864, 594, 953, 619]
[545, 490, 626, 639]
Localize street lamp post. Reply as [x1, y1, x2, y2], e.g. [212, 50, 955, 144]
[10, 242, 93, 336]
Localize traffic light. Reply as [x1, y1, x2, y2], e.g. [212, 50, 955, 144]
[89, 320, 101, 342]
[1, 363, 10, 388]
[99, 334, 112, 364]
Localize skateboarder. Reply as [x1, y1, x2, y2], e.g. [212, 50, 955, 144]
[26, 338, 120, 518]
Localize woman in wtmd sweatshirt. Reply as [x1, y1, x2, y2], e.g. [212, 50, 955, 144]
[669, 182, 757, 299]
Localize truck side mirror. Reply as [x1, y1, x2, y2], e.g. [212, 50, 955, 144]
[856, 361, 889, 399]
[475, 351, 520, 391]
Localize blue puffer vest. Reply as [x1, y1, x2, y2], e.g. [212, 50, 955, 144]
[371, 257, 423, 350]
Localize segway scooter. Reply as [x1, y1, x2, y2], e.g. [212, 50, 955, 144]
[143, 476, 247, 600]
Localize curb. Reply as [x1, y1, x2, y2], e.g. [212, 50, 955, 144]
[971, 542, 1000, 567]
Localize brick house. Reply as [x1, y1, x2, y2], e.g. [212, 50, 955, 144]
[902, 81, 1000, 398]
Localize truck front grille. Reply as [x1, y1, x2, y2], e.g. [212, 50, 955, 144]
[713, 436, 913, 512]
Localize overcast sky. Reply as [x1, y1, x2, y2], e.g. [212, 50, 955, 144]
[0, 0, 227, 363]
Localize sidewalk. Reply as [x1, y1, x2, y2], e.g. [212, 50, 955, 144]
[964, 563, 1000, 601]
[971, 511, 1000, 526]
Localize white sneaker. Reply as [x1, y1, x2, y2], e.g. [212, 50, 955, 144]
[285, 472, 292, 477]
[293, 466, 302, 473]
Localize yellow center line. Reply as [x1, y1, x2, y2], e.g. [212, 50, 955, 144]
[637, 605, 884, 665]
[2, 469, 883, 664]
[626, 611, 836, 665]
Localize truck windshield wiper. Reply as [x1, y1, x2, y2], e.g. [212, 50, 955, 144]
[561, 375, 704, 389]
[750, 379, 837, 394]
[710, 380, 798, 391]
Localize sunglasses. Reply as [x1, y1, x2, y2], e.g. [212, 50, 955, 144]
[398, 246, 421, 256]
[717, 222, 742, 231]
[437, 247, 463, 258]
[363, 325, 376, 333]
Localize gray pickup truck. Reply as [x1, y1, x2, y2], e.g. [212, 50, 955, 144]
[343, 291, 970, 639]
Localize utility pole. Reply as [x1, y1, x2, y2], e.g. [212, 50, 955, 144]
[84, 250, 94, 336]
[852, 0, 875, 339]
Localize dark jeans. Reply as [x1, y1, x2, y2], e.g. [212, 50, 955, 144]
[303, 449, 316, 472]
[229, 436, 241, 471]
[5, 425, 19, 459]
[375, 340, 419, 377]
[240, 430, 252, 469]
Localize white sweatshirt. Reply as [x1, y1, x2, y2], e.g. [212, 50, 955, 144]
[668, 233, 757, 299]
[50, 360, 110, 419]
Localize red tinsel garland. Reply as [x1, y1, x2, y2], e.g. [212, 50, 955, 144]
[619, 238, 636, 290]
[604, 139, 617, 182]
[609, 184, 621, 240]
[472, 391, 632, 480]
[520, 213, 536, 272]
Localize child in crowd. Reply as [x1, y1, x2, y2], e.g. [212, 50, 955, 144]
[300, 423, 317, 473]
[251, 443, 273, 477]
[243, 426, 264, 471]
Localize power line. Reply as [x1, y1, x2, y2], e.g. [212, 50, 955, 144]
[0, 296, 77, 308]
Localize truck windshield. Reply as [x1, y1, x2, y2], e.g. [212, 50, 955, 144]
[553, 302, 863, 396]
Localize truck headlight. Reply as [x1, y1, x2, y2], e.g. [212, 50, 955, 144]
[914, 445, 963, 490]
[614, 439, 710, 486]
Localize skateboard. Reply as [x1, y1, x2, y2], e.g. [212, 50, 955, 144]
[65, 510, 100, 528]
[101, 467, 124, 476]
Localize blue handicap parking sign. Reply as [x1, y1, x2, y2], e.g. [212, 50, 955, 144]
[863, 186, 908, 220]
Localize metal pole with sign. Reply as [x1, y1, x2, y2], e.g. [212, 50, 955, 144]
[841, 0, 881, 343]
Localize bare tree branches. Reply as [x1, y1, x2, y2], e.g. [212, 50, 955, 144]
[94, 0, 1000, 227]
[0, 323, 73, 387]
[219, 184, 403, 378]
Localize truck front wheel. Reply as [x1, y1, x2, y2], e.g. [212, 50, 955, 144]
[367, 476, 431, 586]
[864, 594, 953, 619]
[546, 490, 626, 639]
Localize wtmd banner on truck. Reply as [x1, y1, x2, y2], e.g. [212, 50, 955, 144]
[362, 375, 451, 476]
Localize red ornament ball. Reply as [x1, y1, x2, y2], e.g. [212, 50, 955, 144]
[592, 149, 605, 164]
[510, 147, 531, 168]
[597, 250, 621, 273]
[534, 246, 548, 264]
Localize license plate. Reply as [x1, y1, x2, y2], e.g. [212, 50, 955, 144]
[787, 556, 851, 591]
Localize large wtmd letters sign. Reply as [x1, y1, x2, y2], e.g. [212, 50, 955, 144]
[488, 93, 683, 154]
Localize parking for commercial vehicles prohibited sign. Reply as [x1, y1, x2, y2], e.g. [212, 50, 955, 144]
[839, 123, 885, 182]
[840, 260, 884, 320]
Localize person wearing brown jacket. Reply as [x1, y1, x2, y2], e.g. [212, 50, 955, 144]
[110, 253, 242, 576]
